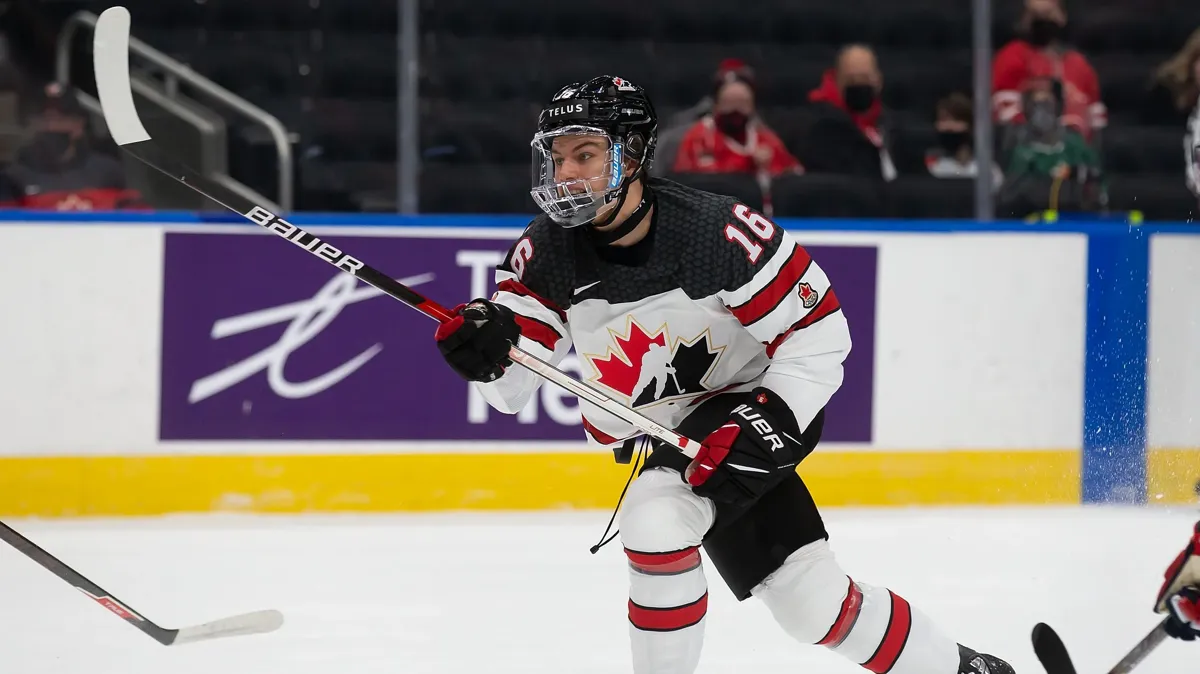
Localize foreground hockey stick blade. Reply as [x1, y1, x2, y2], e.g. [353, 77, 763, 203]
[92, 5, 702, 459]
[1031, 623, 1076, 674]
[1031, 619, 1169, 674]
[0, 520, 283, 646]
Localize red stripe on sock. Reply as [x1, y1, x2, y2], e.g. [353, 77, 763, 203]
[862, 592, 913, 674]
[625, 547, 702, 575]
[818, 577, 864, 647]
[628, 593, 708, 632]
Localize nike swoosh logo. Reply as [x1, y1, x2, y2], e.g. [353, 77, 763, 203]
[726, 463, 770, 474]
[574, 280, 601, 295]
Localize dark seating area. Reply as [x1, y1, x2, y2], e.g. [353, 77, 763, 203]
[54, 0, 1200, 219]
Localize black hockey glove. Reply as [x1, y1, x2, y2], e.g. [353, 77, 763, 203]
[435, 299, 520, 383]
[685, 388, 798, 507]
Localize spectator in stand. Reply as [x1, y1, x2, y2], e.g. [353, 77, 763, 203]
[653, 59, 753, 178]
[1147, 29, 1200, 200]
[3, 82, 142, 210]
[992, 0, 1106, 146]
[671, 63, 800, 178]
[925, 92, 1002, 188]
[998, 78, 1105, 215]
[798, 44, 897, 182]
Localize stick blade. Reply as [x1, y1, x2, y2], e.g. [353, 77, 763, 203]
[170, 609, 284, 646]
[92, 5, 151, 146]
[1031, 622, 1077, 674]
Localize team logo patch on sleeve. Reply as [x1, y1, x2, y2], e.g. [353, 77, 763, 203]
[798, 282, 820, 309]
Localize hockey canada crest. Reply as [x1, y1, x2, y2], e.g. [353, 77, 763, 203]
[797, 282, 819, 309]
[583, 317, 725, 408]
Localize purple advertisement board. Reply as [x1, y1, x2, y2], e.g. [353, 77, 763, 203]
[159, 228, 876, 442]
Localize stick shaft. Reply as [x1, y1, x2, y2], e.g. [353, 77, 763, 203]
[1108, 619, 1169, 674]
[0, 520, 177, 644]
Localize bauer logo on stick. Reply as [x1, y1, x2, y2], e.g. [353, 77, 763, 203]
[245, 206, 365, 274]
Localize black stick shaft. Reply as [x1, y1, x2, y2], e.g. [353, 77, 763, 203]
[1108, 619, 1168, 674]
[0, 520, 176, 644]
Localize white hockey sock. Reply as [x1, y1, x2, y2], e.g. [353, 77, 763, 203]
[819, 579, 959, 674]
[625, 545, 708, 674]
[755, 540, 961, 674]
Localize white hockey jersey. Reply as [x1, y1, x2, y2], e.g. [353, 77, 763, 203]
[475, 178, 853, 453]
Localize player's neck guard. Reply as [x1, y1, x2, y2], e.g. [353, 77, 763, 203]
[586, 185, 655, 246]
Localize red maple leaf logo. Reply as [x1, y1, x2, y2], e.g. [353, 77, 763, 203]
[585, 319, 667, 397]
[798, 282, 819, 308]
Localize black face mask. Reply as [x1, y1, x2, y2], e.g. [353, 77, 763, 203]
[938, 130, 971, 154]
[1027, 101, 1060, 135]
[842, 84, 876, 113]
[714, 111, 750, 141]
[1028, 18, 1063, 47]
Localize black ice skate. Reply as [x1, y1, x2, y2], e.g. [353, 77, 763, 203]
[958, 644, 1016, 674]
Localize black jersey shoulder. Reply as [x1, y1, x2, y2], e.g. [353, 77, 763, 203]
[496, 214, 576, 310]
[650, 178, 789, 299]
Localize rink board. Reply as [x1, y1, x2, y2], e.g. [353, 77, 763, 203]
[0, 214, 1194, 515]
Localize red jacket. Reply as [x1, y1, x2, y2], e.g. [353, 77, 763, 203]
[672, 115, 801, 176]
[992, 40, 1107, 139]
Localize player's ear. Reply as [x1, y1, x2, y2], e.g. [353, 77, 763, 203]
[624, 133, 646, 174]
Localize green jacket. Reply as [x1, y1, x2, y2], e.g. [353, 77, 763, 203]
[1007, 132, 1101, 181]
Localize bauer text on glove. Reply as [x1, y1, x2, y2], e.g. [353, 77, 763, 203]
[685, 389, 797, 506]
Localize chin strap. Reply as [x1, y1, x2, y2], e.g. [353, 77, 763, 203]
[587, 182, 655, 246]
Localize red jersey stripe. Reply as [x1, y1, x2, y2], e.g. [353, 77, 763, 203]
[582, 417, 620, 446]
[764, 288, 842, 358]
[728, 245, 812, 326]
[513, 314, 561, 352]
[496, 279, 568, 322]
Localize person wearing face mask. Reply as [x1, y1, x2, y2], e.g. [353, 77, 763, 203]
[672, 67, 801, 179]
[998, 79, 1105, 215]
[3, 82, 142, 210]
[992, 0, 1106, 145]
[925, 93, 1003, 190]
[797, 44, 897, 182]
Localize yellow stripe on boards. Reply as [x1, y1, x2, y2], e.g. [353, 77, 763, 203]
[0, 449, 1081, 517]
[1147, 447, 1200, 504]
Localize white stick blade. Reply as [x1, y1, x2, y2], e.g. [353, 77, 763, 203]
[171, 609, 284, 645]
[92, 6, 151, 146]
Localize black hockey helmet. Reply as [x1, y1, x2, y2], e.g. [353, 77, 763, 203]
[530, 75, 658, 227]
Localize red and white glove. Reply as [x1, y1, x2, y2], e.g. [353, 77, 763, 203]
[1155, 521, 1200, 640]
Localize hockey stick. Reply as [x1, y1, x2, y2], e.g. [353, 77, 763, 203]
[91, 5, 702, 460]
[1031, 618, 1169, 674]
[0, 520, 283, 645]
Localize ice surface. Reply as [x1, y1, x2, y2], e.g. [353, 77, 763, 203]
[2, 506, 1197, 673]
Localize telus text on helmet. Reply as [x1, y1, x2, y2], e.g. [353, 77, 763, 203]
[547, 103, 585, 117]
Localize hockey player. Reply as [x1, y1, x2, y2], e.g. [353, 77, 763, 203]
[1155, 521, 1200, 640]
[434, 75, 1016, 674]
